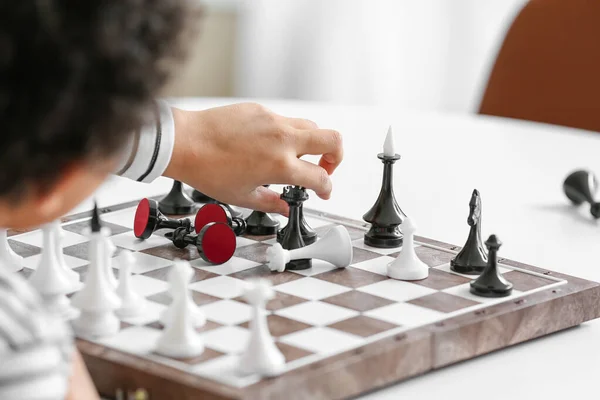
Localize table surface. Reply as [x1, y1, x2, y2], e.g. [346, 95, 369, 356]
[83, 97, 600, 400]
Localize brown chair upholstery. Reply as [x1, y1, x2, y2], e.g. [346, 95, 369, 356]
[478, 0, 600, 132]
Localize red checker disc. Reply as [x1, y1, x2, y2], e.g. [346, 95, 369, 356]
[199, 222, 236, 264]
[195, 203, 228, 234]
[134, 198, 151, 238]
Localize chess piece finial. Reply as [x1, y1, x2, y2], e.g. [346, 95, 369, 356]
[450, 189, 488, 274]
[469, 234, 513, 297]
[563, 169, 600, 218]
[91, 201, 101, 233]
[383, 125, 395, 157]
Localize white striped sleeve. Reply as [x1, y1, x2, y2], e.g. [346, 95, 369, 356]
[115, 99, 175, 183]
[0, 270, 73, 400]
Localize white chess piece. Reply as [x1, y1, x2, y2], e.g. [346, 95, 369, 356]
[71, 213, 121, 338]
[0, 229, 23, 272]
[115, 250, 147, 319]
[155, 260, 204, 358]
[383, 125, 395, 157]
[238, 279, 285, 377]
[387, 217, 428, 280]
[101, 227, 118, 288]
[159, 259, 206, 328]
[29, 224, 79, 320]
[266, 225, 352, 272]
[51, 220, 82, 291]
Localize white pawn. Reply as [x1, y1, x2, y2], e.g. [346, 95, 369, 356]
[159, 259, 205, 328]
[115, 250, 147, 319]
[155, 260, 204, 358]
[0, 229, 23, 272]
[266, 225, 352, 272]
[387, 217, 428, 280]
[101, 228, 118, 289]
[238, 279, 285, 377]
[29, 224, 79, 320]
[71, 206, 121, 338]
[51, 220, 81, 291]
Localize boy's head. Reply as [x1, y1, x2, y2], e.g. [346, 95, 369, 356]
[0, 1, 197, 229]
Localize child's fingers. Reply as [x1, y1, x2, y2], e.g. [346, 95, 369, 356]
[284, 117, 319, 130]
[240, 186, 289, 215]
[285, 159, 333, 200]
[294, 129, 344, 174]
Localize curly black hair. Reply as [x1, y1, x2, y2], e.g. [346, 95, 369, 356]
[0, 0, 199, 199]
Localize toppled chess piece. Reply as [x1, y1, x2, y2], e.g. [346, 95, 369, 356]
[277, 186, 312, 270]
[267, 225, 352, 272]
[155, 260, 205, 358]
[469, 234, 513, 297]
[362, 126, 407, 248]
[238, 279, 285, 377]
[387, 217, 428, 280]
[563, 169, 600, 218]
[170, 223, 236, 265]
[194, 203, 246, 236]
[116, 250, 148, 319]
[71, 204, 121, 337]
[134, 198, 193, 239]
[450, 189, 488, 274]
[0, 228, 23, 272]
[158, 180, 197, 216]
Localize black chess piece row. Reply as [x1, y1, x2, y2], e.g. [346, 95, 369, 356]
[133, 198, 243, 264]
[158, 180, 243, 218]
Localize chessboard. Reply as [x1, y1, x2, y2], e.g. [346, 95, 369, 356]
[9, 196, 600, 400]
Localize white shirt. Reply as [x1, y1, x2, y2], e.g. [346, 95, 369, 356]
[114, 99, 176, 183]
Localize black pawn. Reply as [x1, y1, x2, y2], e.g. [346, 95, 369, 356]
[450, 189, 488, 274]
[362, 153, 406, 248]
[279, 186, 311, 270]
[158, 180, 197, 215]
[277, 188, 317, 245]
[469, 235, 512, 297]
[563, 170, 600, 218]
[134, 198, 192, 240]
[245, 211, 279, 236]
[191, 189, 214, 203]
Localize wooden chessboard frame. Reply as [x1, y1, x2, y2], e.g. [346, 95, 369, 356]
[45, 199, 600, 400]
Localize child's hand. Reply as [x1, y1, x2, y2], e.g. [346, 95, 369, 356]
[165, 102, 343, 215]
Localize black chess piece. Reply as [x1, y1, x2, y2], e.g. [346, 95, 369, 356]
[277, 187, 317, 245]
[278, 186, 312, 270]
[450, 189, 488, 274]
[169, 223, 236, 265]
[91, 201, 101, 233]
[158, 180, 197, 215]
[191, 189, 214, 203]
[563, 169, 600, 218]
[245, 185, 280, 236]
[194, 203, 246, 236]
[362, 152, 406, 248]
[133, 198, 193, 240]
[469, 234, 513, 297]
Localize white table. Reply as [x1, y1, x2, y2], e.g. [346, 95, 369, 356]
[87, 97, 600, 400]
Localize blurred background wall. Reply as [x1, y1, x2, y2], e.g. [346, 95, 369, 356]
[164, 0, 528, 114]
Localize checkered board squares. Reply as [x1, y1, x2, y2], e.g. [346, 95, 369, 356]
[9, 203, 569, 392]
